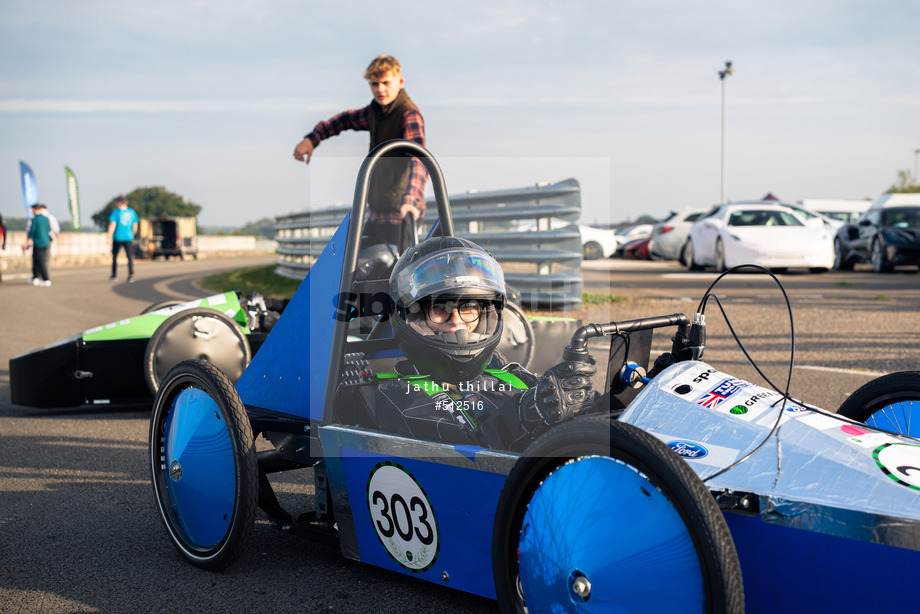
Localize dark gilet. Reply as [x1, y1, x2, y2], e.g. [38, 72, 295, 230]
[367, 89, 421, 212]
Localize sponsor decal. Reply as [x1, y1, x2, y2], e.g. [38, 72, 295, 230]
[744, 390, 780, 407]
[873, 443, 920, 491]
[696, 378, 752, 409]
[784, 403, 808, 413]
[667, 440, 709, 459]
[691, 368, 718, 384]
[366, 462, 440, 571]
[730, 405, 748, 415]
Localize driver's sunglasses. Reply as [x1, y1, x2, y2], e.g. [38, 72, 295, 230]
[426, 300, 484, 324]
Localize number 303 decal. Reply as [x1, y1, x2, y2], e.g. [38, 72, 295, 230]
[366, 462, 440, 571]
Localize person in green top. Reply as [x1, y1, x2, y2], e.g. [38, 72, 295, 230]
[22, 203, 52, 286]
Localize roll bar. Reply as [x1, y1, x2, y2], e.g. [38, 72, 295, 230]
[324, 140, 453, 423]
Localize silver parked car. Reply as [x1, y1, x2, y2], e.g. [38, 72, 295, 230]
[648, 209, 707, 263]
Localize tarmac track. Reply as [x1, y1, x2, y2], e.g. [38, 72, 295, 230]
[1, 256, 918, 613]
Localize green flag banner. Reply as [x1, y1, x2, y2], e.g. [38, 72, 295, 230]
[64, 166, 81, 231]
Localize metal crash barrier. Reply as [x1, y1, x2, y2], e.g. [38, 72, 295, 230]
[274, 178, 584, 310]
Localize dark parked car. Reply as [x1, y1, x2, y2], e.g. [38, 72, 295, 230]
[834, 197, 920, 272]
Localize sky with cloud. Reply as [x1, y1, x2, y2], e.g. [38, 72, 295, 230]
[1, 0, 918, 228]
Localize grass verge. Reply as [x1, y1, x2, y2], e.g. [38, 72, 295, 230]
[198, 264, 301, 299]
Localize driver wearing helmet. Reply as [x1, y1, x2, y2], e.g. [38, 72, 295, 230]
[336, 236, 600, 451]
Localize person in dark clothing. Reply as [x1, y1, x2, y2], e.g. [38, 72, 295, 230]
[335, 237, 600, 451]
[22, 203, 52, 286]
[293, 55, 428, 250]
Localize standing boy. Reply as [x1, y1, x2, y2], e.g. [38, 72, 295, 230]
[107, 196, 139, 282]
[293, 55, 428, 250]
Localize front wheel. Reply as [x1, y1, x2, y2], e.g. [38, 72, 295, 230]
[837, 371, 920, 438]
[149, 359, 258, 570]
[492, 417, 744, 614]
[714, 238, 727, 272]
[833, 238, 853, 271]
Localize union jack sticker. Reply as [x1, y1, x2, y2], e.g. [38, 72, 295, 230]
[696, 378, 752, 409]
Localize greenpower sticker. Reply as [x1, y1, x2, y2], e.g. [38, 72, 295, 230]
[874, 443, 920, 491]
[366, 461, 439, 572]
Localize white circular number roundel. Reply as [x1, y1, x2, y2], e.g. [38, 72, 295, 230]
[874, 443, 920, 491]
[366, 462, 440, 571]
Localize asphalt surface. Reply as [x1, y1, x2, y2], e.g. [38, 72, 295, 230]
[1, 256, 918, 613]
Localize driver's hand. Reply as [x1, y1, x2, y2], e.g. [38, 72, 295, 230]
[519, 361, 597, 435]
[400, 204, 421, 220]
[293, 137, 314, 163]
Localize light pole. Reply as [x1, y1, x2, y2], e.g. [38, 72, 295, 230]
[914, 148, 919, 184]
[719, 61, 733, 203]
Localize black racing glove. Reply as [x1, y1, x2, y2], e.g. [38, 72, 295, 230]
[519, 361, 598, 435]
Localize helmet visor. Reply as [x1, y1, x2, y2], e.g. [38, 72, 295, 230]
[392, 248, 506, 306]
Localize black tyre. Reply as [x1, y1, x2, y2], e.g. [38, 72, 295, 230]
[143, 308, 252, 396]
[685, 240, 703, 271]
[493, 416, 744, 614]
[678, 241, 690, 266]
[583, 241, 602, 260]
[498, 301, 535, 370]
[715, 238, 727, 272]
[871, 237, 893, 273]
[837, 371, 920, 438]
[140, 299, 185, 315]
[833, 238, 853, 271]
[149, 359, 258, 570]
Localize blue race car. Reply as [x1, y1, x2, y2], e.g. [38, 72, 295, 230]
[148, 141, 920, 613]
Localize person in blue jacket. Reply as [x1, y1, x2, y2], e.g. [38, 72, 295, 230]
[107, 195, 140, 282]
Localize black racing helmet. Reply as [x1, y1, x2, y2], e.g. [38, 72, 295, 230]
[389, 236, 506, 384]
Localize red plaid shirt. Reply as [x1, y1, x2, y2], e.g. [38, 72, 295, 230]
[307, 102, 427, 224]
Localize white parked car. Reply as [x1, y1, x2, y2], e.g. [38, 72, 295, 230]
[578, 224, 619, 259]
[685, 201, 835, 272]
[648, 208, 708, 262]
[513, 219, 618, 260]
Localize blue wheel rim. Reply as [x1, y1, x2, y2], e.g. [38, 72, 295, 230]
[162, 387, 236, 549]
[866, 400, 917, 438]
[518, 456, 704, 613]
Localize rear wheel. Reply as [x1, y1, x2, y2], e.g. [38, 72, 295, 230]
[684, 241, 703, 271]
[837, 371, 920, 438]
[871, 237, 893, 273]
[149, 359, 257, 570]
[583, 241, 602, 260]
[140, 299, 185, 315]
[144, 308, 251, 395]
[493, 417, 743, 614]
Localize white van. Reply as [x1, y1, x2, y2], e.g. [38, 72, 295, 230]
[798, 199, 871, 224]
